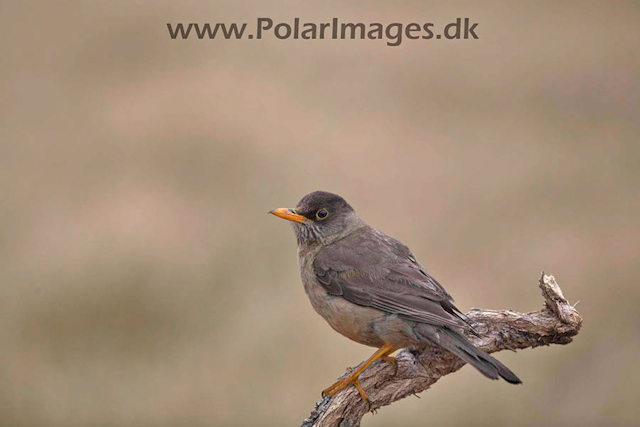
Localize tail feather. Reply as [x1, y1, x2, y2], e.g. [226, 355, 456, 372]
[415, 325, 522, 384]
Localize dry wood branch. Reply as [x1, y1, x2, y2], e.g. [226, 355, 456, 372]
[301, 273, 583, 427]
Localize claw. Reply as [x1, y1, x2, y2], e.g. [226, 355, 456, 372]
[321, 344, 397, 402]
[381, 355, 398, 376]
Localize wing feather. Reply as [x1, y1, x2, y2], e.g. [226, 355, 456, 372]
[314, 227, 468, 329]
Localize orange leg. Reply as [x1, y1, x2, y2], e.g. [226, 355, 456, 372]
[381, 354, 398, 377]
[381, 355, 397, 365]
[322, 343, 397, 402]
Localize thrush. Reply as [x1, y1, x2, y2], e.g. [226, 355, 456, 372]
[270, 191, 521, 402]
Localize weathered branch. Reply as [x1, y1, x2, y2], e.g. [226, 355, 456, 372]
[302, 273, 583, 427]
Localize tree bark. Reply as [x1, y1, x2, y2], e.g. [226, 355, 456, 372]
[301, 273, 583, 427]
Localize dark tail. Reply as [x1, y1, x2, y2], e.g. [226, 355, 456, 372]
[415, 325, 522, 384]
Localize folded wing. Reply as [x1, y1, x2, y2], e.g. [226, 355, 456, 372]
[314, 227, 469, 329]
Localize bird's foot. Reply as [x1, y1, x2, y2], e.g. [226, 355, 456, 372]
[381, 355, 398, 376]
[321, 343, 397, 403]
[381, 355, 397, 366]
[322, 371, 369, 402]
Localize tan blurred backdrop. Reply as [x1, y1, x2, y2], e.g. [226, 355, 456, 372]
[1, 1, 639, 426]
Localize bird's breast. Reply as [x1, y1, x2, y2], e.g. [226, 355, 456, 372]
[298, 252, 385, 348]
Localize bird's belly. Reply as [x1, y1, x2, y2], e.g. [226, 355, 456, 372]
[298, 252, 416, 348]
[307, 282, 385, 347]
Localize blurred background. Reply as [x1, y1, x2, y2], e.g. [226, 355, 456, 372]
[1, 1, 639, 426]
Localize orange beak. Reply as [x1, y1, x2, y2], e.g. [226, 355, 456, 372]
[269, 208, 309, 223]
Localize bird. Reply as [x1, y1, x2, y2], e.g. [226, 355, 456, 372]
[269, 190, 521, 402]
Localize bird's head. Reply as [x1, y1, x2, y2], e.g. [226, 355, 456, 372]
[269, 191, 361, 246]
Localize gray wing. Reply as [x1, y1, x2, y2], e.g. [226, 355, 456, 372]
[314, 227, 469, 329]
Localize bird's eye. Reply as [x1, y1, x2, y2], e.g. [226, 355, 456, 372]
[316, 208, 329, 220]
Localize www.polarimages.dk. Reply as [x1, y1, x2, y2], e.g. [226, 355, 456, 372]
[167, 18, 479, 46]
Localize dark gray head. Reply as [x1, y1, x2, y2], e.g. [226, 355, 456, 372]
[269, 191, 362, 246]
